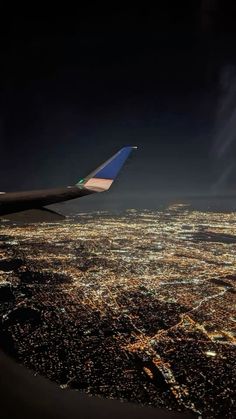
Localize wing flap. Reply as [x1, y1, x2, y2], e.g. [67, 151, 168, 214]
[0, 208, 65, 223]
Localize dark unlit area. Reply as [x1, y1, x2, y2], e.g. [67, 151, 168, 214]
[0, 351, 193, 419]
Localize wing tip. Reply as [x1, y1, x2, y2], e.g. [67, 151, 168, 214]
[79, 145, 137, 192]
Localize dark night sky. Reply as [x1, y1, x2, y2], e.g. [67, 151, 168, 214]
[1, 2, 236, 211]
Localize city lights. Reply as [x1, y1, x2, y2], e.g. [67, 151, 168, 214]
[0, 207, 235, 417]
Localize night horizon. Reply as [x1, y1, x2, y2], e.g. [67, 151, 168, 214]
[1, 3, 236, 212]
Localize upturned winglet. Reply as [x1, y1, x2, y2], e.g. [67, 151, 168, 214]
[76, 146, 137, 192]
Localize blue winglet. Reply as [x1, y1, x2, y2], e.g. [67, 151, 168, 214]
[77, 146, 137, 192]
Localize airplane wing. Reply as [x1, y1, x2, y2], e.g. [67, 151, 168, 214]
[78, 146, 137, 192]
[0, 146, 137, 220]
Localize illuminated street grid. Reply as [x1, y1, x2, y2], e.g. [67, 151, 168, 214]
[0, 205, 235, 418]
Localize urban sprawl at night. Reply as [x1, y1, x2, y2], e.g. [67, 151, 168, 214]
[0, 206, 235, 418]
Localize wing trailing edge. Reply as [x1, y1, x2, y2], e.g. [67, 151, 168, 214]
[0, 208, 65, 223]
